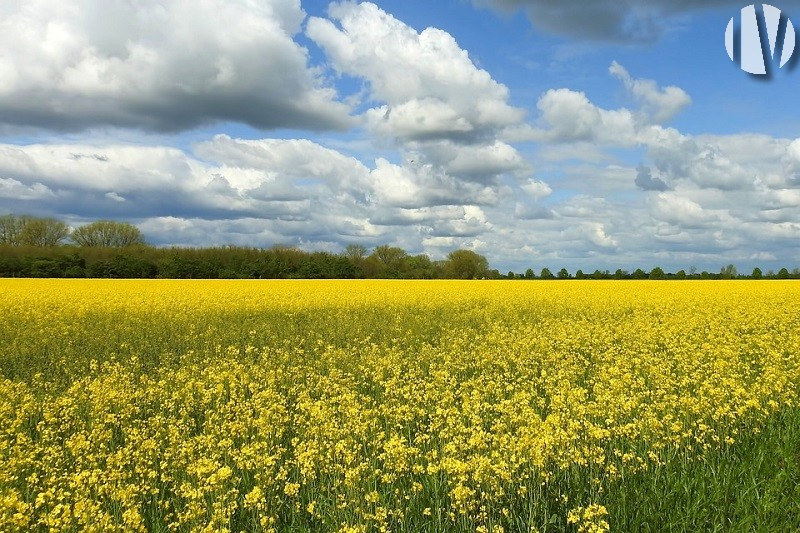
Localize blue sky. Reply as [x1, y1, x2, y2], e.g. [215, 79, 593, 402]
[1, 0, 800, 273]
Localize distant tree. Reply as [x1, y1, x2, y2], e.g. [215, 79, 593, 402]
[689, 265, 698, 277]
[406, 254, 434, 279]
[525, 268, 535, 279]
[344, 244, 367, 261]
[365, 245, 408, 278]
[675, 269, 687, 280]
[720, 264, 737, 279]
[751, 267, 763, 279]
[540, 267, 554, 280]
[575, 269, 585, 279]
[778, 267, 790, 279]
[444, 249, 489, 279]
[507, 271, 515, 279]
[0, 214, 30, 245]
[371, 245, 404, 265]
[649, 266, 665, 280]
[71, 220, 145, 247]
[557, 268, 570, 279]
[20, 217, 70, 246]
[88, 254, 157, 278]
[613, 269, 627, 280]
[631, 268, 647, 280]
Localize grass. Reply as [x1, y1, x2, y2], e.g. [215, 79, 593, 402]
[608, 407, 800, 532]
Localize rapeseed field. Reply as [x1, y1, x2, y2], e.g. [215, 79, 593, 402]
[1, 280, 799, 531]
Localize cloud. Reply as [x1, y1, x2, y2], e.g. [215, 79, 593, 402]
[307, 1, 524, 142]
[472, 0, 733, 43]
[418, 140, 529, 182]
[526, 63, 690, 146]
[582, 222, 618, 249]
[514, 203, 554, 219]
[368, 158, 501, 208]
[0, 140, 332, 221]
[650, 192, 723, 228]
[520, 179, 553, 200]
[4, 130, 800, 272]
[307, 1, 530, 189]
[634, 165, 670, 191]
[609, 61, 690, 122]
[194, 134, 371, 193]
[105, 192, 126, 203]
[412, 205, 492, 237]
[648, 133, 793, 191]
[0, 0, 352, 132]
[0, 178, 57, 201]
[530, 88, 638, 144]
[0, 135, 511, 254]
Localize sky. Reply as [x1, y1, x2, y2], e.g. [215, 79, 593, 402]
[2, 0, 800, 274]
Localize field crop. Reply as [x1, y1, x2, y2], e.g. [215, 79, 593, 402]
[1, 279, 799, 532]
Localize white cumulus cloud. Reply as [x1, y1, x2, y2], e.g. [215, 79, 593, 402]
[609, 61, 691, 123]
[307, 1, 524, 142]
[0, 0, 352, 132]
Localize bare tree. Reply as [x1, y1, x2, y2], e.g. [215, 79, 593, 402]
[344, 244, 367, 261]
[18, 217, 70, 246]
[0, 214, 30, 245]
[71, 220, 146, 247]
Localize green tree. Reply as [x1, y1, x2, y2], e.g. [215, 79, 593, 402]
[525, 268, 535, 279]
[540, 267, 554, 280]
[751, 267, 763, 280]
[444, 249, 489, 279]
[675, 269, 687, 280]
[20, 217, 70, 246]
[557, 268, 570, 279]
[372, 245, 406, 264]
[369, 245, 408, 277]
[649, 266, 665, 280]
[778, 267, 790, 279]
[71, 220, 145, 247]
[406, 254, 435, 279]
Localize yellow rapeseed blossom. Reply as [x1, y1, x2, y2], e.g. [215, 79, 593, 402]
[0, 279, 798, 531]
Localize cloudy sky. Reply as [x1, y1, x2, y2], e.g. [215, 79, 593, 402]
[2, 0, 800, 273]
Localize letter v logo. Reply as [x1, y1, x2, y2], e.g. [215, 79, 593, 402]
[726, 4, 796, 75]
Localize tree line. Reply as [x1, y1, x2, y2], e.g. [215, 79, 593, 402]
[0, 215, 489, 279]
[1, 214, 798, 279]
[0, 244, 490, 280]
[506, 265, 800, 280]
